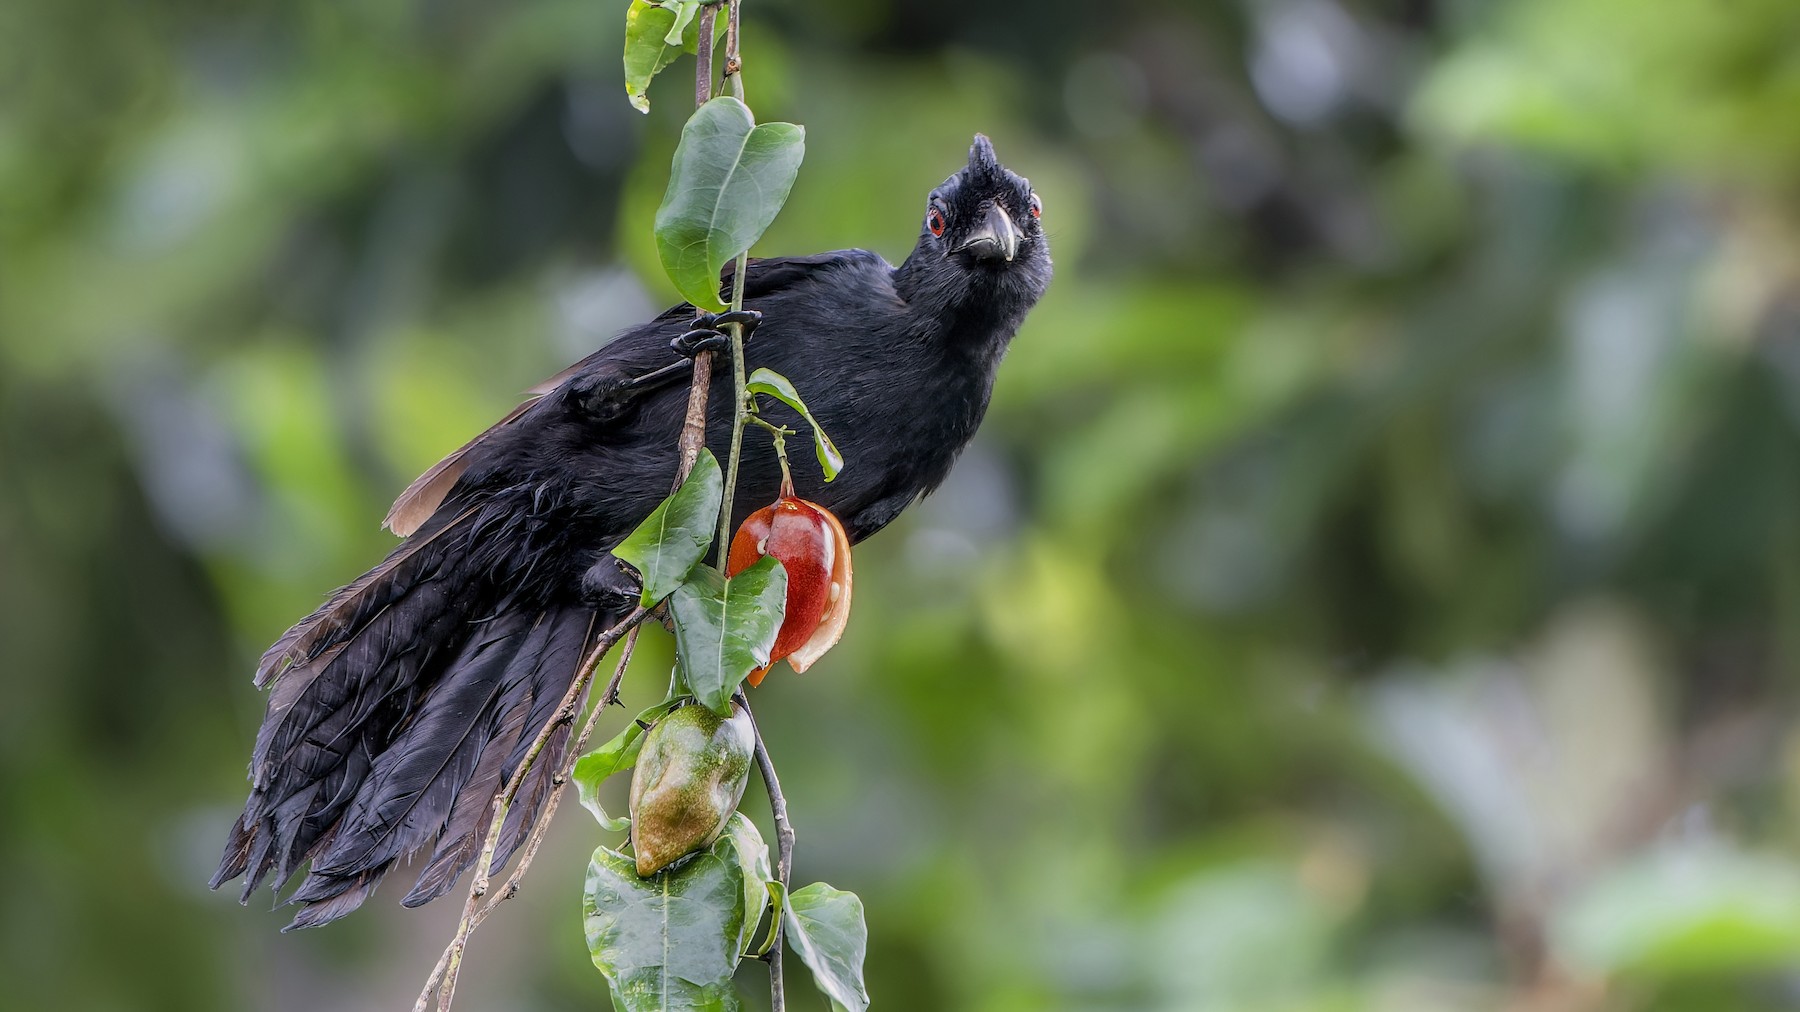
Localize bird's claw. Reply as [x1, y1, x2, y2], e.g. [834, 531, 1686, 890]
[671, 328, 730, 358]
[710, 309, 763, 337]
[580, 557, 642, 608]
[670, 309, 763, 359]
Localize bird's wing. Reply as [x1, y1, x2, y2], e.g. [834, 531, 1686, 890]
[382, 399, 541, 535]
[721, 250, 881, 298]
[383, 250, 883, 536]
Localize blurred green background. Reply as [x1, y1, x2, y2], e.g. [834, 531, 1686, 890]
[6, 0, 1800, 1009]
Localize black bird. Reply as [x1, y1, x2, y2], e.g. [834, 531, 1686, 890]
[213, 135, 1052, 928]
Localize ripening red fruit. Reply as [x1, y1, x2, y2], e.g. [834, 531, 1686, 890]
[726, 496, 853, 685]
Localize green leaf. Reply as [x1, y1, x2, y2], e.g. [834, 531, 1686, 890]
[574, 726, 644, 833]
[746, 367, 845, 480]
[714, 813, 773, 955]
[661, 0, 699, 48]
[622, 0, 720, 114]
[573, 699, 686, 831]
[756, 881, 786, 958]
[655, 98, 806, 312]
[583, 841, 746, 1012]
[668, 558, 787, 715]
[783, 883, 871, 1012]
[612, 449, 722, 606]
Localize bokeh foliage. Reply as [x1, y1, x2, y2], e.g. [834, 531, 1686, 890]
[4, 0, 1800, 1009]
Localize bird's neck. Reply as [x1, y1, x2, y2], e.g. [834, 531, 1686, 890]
[891, 258, 1039, 369]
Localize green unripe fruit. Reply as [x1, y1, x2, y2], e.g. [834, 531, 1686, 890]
[628, 701, 755, 876]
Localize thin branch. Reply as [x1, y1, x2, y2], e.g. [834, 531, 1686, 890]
[694, 2, 718, 109]
[719, 10, 790, 1008]
[746, 414, 796, 496]
[415, 606, 650, 1012]
[715, 251, 751, 553]
[676, 360, 715, 485]
[737, 690, 794, 1011]
[472, 623, 642, 921]
[713, 0, 751, 559]
[722, 0, 744, 99]
[675, 2, 724, 484]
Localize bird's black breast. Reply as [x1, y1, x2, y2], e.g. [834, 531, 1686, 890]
[712, 253, 998, 542]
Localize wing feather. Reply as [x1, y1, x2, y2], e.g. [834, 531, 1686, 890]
[383, 251, 874, 536]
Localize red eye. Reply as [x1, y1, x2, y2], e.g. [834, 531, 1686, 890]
[1029, 193, 1042, 219]
[927, 208, 946, 237]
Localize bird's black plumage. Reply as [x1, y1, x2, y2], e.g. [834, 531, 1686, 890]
[214, 135, 1052, 928]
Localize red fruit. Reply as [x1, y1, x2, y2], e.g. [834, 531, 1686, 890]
[727, 497, 853, 684]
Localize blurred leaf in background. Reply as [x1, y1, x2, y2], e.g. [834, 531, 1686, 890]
[4, 0, 1800, 1009]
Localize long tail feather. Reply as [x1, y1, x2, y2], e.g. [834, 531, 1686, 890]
[306, 608, 532, 877]
[253, 507, 472, 687]
[214, 502, 605, 928]
[400, 606, 593, 907]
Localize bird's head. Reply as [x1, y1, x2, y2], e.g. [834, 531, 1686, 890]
[898, 135, 1052, 326]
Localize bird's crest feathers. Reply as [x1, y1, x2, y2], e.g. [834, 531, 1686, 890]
[941, 133, 1030, 210]
[969, 133, 998, 169]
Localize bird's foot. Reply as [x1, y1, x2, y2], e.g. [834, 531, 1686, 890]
[570, 367, 658, 425]
[580, 557, 643, 609]
[670, 310, 762, 359]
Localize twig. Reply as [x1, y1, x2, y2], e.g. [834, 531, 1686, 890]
[415, 606, 649, 1012]
[716, 8, 792, 1008]
[676, 1, 723, 485]
[676, 361, 715, 486]
[746, 415, 796, 496]
[722, 0, 744, 99]
[471, 623, 642, 922]
[713, 0, 752, 551]
[715, 253, 751, 552]
[694, 2, 718, 109]
[736, 690, 794, 1011]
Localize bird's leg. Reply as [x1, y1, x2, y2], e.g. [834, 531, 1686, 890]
[669, 309, 762, 358]
[569, 365, 677, 425]
[570, 311, 764, 423]
[571, 356, 707, 423]
[579, 556, 642, 609]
